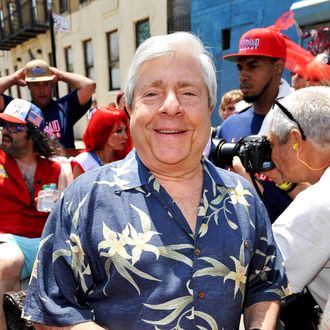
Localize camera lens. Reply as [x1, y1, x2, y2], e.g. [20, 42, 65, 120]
[211, 138, 239, 168]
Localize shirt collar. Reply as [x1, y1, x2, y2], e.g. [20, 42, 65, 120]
[112, 149, 236, 193]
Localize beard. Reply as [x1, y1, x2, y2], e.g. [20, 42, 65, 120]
[1, 133, 28, 158]
[242, 75, 274, 103]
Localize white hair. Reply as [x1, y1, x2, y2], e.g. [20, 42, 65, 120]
[124, 32, 217, 109]
[270, 86, 330, 148]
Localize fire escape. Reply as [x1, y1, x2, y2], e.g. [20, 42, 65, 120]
[0, 0, 49, 50]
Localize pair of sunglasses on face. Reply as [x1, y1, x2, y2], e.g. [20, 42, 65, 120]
[0, 121, 28, 134]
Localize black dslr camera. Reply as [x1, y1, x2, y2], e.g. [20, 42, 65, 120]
[211, 135, 274, 173]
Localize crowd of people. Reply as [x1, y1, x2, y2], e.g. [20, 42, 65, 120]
[0, 16, 329, 330]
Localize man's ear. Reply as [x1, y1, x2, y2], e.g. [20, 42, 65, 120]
[125, 105, 133, 116]
[274, 59, 285, 74]
[289, 128, 303, 145]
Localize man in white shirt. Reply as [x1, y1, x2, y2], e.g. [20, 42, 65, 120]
[266, 86, 330, 327]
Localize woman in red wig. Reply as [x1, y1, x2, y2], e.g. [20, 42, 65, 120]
[71, 105, 132, 179]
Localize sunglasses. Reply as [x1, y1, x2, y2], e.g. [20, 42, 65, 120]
[0, 121, 28, 134]
[273, 100, 306, 140]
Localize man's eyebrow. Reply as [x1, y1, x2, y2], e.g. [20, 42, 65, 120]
[176, 80, 199, 88]
[141, 80, 199, 90]
[142, 80, 165, 89]
[237, 59, 260, 67]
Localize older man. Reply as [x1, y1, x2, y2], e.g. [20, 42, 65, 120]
[23, 32, 287, 330]
[266, 86, 330, 328]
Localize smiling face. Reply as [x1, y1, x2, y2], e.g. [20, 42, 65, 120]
[128, 53, 212, 176]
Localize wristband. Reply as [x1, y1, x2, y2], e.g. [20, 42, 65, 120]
[276, 181, 292, 190]
[276, 181, 297, 193]
[284, 183, 298, 193]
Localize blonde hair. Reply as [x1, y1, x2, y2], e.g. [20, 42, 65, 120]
[220, 89, 243, 110]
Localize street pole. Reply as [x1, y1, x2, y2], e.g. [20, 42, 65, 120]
[48, 0, 59, 98]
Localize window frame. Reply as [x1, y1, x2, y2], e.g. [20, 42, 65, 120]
[135, 18, 150, 49]
[83, 38, 94, 80]
[107, 30, 120, 91]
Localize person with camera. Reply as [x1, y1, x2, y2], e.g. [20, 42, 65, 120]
[265, 86, 330, 329]
[215, 27, 295, 223]
[22, 32, 287, 330]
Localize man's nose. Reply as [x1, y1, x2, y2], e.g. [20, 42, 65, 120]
[239, 68, 250, 81]
[160, 91, 183, 115]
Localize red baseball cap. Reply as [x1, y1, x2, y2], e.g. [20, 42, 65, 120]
[224, 27, 287, 62]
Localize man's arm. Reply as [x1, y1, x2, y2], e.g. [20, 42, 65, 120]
[0, 68, 26, 111]
[232, 156, 310, 199]
[243, 300, 280, 330]
[34, 321, 105, 330]
[51, 67, 96, 106]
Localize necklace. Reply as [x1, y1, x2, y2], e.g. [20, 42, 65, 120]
[90, 151, 104, 166]
[95, 152, 105, 166]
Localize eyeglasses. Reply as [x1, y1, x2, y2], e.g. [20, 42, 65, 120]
[0, 121, 28, 134]
[273, 100, 306, 140]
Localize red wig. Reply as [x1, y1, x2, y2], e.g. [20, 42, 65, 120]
[83, 105, 133, 160]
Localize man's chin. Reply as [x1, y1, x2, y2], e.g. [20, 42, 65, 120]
[243, 94, 260, 103]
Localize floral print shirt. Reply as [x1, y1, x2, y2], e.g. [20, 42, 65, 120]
[23, 150, 287, 330]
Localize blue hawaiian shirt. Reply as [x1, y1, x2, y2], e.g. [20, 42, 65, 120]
[23, 150, 287, 330]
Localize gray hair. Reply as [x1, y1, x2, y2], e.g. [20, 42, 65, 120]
[124, 32, 217, 109]
[270, 86, 330, 148]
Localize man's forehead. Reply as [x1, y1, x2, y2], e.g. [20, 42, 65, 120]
[237, 56, 271, 64]
[28, 81, 52, 86]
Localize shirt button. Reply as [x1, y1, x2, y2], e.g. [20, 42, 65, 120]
[198, 291, 205, 299]
[194, 248, 201, 256]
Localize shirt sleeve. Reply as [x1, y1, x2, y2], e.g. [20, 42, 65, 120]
[243, 193, 288, 308]
[23, 190, 95, 326]
[65, 91, 92, 125]
[272, 191, 330, 293]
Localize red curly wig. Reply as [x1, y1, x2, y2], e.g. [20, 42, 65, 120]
[82, 105, 133, 160]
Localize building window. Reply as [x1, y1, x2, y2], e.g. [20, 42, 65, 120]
[167, 0, 191, 33]
[0, 10, 4, 31]
[135, 19, 150, 48]
[222, 28, 231, 50]
[48, 52, 55, 67]
[83, 39, 94, 80]
[65, 46, 74, 92]
[14, 65, 21, 98]
[107, 30, 120, 91]
[59, 0, 69, 14]
[5, 69, 12, 96]
[65, 46, 73, 72]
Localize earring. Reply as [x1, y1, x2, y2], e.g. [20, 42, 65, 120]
[293, 142, 299, 151]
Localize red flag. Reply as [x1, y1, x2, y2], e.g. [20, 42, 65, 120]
[274, 10, 295, 30]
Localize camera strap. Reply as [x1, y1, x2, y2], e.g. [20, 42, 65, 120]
[249, 173, 271, 214]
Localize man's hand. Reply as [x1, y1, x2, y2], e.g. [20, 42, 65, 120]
[244, 300, 281, 329]
[232, 156, 264, 193]
[263, 168, 310, 199]
[13, 68, 27, 87]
